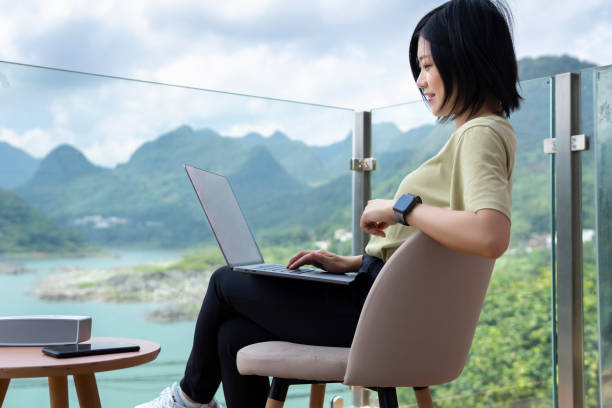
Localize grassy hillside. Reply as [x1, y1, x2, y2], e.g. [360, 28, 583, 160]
[0, 189, 86, 254]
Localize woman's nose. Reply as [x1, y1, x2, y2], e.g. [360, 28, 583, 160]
[416, 71, 427, 88]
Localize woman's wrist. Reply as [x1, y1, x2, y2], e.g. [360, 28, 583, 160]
[346, 255, 363, 271]
[404, 201, 423, 226]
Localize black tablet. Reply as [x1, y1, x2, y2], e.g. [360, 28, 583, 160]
[42, 341, 140, 358]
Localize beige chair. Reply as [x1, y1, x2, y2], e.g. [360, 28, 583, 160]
[237, 231, 495, 408]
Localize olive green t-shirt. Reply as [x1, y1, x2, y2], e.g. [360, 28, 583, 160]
[365, 115, 517, 262]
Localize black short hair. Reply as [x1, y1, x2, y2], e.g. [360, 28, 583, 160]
[409, 0, 522, 121]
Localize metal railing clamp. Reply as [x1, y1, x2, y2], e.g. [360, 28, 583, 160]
[543, 134, 589, 154]
[350, 158, 377, 172]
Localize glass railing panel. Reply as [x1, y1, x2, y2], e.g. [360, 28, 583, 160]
[372, 77, 555, 406]
[580, 67, 600, 408]
[0, 61, 354, 407]
[371, 100, 448, 200]
[594, 65, 612, 407]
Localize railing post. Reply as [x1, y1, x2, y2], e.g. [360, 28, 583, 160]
[352, 111, 373, 407]
[555, 72, 584, 408]
[352, 111, 372, 256]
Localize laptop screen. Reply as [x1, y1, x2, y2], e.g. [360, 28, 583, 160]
[185, 165, 263, 267]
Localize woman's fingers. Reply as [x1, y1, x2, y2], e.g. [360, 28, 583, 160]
[287, 250, 310, 266]
[287, 251, 319, 269]
[287, 250, 340, 271]
[362, 223, 387, 237]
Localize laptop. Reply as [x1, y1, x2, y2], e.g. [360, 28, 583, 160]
[184, 165, 356, 285]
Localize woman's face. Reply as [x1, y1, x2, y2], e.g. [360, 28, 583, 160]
[416, 36, 450, 117]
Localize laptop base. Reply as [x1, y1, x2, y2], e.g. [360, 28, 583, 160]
[235, 263, 356, 285]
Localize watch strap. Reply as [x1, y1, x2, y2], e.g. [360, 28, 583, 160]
[393, 194, 422, 226]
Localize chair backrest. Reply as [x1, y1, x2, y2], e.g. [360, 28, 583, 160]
[344, 231, 495, 388]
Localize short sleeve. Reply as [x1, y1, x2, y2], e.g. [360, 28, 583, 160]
[453, 125, 515, 219]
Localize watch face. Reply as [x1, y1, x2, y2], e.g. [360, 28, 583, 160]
[393, 194, 420, 226]
[394, 194, 414, 212]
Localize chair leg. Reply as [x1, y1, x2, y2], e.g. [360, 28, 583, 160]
[309, 384, 325, 408]
[377, 387, 398, 408]
[0, 378, 10, 406]
[413, 387, 433, 408]
[265, 398, 286, 408]
[266, 378, 290, 408]
[331, 395, 344, 408]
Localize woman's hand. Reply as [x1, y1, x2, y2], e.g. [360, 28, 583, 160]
[360, 199, 396, 237]
[287, 250, 362, 274]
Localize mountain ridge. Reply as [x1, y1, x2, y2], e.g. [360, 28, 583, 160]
[0, 141, 40, 189]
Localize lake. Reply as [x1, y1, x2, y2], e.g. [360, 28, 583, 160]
[0, 249, 351, 407]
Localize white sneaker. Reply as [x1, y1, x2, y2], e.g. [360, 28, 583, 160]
[134, 383, 223, 408]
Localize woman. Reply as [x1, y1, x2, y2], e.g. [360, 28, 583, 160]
[136, 0, 520, 407]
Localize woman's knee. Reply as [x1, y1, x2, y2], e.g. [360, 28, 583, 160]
[208, 265, 235, 291]
[217, 318, 274, 359]
[210, 265, 232, 281]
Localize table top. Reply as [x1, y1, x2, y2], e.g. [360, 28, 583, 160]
[0, 337, 160, 379]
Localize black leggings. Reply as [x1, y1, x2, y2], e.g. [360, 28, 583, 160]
[180, 255, 383, 408]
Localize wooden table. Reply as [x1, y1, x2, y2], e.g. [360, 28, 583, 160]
[0, 337, 160, 407]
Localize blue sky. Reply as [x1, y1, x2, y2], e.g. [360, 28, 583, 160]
[0, 0, 610, 166]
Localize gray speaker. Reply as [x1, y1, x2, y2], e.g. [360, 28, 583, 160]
[0, 315, 92, 346]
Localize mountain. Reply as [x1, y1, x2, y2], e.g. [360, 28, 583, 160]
[0, 141, 40, 189]
[312, 133, 351, 162]
[518, 55, 597, 81]
[15, 126, 312, 247]
[229, 146, 304, 199]
[0, 189, 86, 254]
[239, 130, 351, 185]
[25, 144, 106, 185]
[372, 123, 436, 155]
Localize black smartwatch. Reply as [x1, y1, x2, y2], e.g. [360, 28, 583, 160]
[393, 193, 422, 226]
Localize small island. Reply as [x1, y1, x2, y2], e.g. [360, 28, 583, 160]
[0, 262, 35, 275]
[32, 249, 226, 322]
[32, 243, 319, 322]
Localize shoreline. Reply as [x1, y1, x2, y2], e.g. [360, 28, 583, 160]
[32, 262, 214, 322]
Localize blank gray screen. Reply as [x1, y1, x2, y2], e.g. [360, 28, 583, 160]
[186, 166, 263, 267]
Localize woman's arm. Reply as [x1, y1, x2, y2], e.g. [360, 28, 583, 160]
[360, 199, 510, 259]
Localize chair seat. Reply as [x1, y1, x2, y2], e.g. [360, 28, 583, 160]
[237, 341, 350, 382]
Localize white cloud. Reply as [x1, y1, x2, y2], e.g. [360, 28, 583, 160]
[572, 22, 612, 65]
[205, 0, 274, 20]
[224, 122, 281, 138]
[0, 127, 59, 158]
[0, 64, 355, 166]
[513, 0, 611, 64]
[1, 0, 611, 165]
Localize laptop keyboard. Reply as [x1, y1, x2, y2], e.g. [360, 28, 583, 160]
[235, 262, 354, 285]
[248, 263, 323, 274]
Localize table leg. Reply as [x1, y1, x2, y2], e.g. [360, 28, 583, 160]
[0, 378, 10, 407]
[74, 373, 101, 408]
[48, 376, 69, 408]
